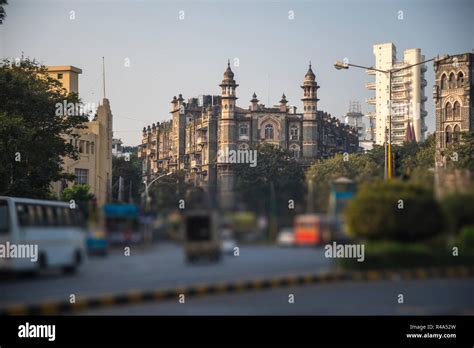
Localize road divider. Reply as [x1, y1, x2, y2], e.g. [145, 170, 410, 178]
[1, 265, 472, 315]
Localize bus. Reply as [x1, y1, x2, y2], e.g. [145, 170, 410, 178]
[104, 204, 140, 244]
[0, 197, 87, 274]
[293, 214, 328, 246]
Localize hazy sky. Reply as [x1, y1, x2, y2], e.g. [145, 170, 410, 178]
[1, 0, 473, 145]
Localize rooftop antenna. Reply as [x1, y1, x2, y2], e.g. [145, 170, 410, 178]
[102, 56, 106, 99]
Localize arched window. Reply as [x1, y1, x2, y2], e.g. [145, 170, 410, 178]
[453, 101, 461, 120]
[445, 102, 453, 120]
[289, 145, 300, 159]
[445, 125, 452, 145]
[239, 143, 249, 150]
[453, 125, 460, 143]
[264, 124, 274, 140]
[457, 72, 464, 87]
[440, 74, 447, 89]
[448, 73, 455, 89]
[290, 125, 299, 140]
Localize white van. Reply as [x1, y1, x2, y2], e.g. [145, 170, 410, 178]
[0, 197, 87, 274]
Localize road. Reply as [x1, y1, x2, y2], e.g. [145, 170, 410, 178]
[79, 278, 474, 315]
[0, 243, 332, 306]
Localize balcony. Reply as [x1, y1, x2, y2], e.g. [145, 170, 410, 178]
[365, 111, 376, 118]
[366, 97, 376, 105]
[421, 79, 427, 87]
[365, 82, 376, 90]
[366, 69, 376, 75]
[421, 110, 428, 117]
[421, 65, 427, 72]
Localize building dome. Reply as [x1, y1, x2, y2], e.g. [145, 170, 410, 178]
[221, 60, 237, 86]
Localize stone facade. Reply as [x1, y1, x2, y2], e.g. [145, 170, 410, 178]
[138, 63, 359, 208]
[433, 52, 474, 167]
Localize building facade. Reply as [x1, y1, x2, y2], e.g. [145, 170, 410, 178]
[48, 66, 113, 206]
[343, 102, 374, 152]
[366, 43, 428, 145]
[433, 52, 474, 167]
[138, 63, 359, 208]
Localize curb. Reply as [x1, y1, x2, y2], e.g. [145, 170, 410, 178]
[1, 266, 472, 315]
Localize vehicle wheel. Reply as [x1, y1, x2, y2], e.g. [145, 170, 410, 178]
[63, 251, 81, 275]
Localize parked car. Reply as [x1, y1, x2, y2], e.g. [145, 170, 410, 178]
[277, 228, 295, 247]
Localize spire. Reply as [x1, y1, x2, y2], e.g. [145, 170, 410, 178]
[304, 62, 316, 82]
[280, 93, 288, 104]
[404, 119, 416, 143]
[250, 92, 259, 103]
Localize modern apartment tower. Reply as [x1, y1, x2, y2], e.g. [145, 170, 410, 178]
[366, 43, 428, 145]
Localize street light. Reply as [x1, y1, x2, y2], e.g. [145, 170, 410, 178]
[334, 55, 450, 179]
[143, 172, 173, 212]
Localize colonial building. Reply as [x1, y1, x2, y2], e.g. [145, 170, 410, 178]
[138, 62, 358, 209]
[48, 66, 113, 206]
[433, 52, 474, 167]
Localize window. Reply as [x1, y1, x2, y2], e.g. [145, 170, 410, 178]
[0, 200, 9, 234]
[445, 125, 452, 145]
[91, 142, 95, 154]
[290, 125, 299, 140]
[453, 125, 460, 144]
[448, 73, 455, 89]
[264, 124, 274, 140]
[57, 73, 63, 79]
[440, 74, 447, 89]
[457, 72, 464, 87]
[289, 145, 300, 159]
[45, 206, 57, 226]
[86, 141, 90, 154]
[445, 102, 453, 120]
[75, 168, 89, 184]
[239, 125, 248, 136]
[453, 101, 461, 120]
[79, 140, 84, 153]
[16, 204, 30, 226]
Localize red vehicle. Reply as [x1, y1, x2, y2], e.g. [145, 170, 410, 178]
[294, 214, 327, 246]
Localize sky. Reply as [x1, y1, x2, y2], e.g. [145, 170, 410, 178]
[1, 0, 473, 146]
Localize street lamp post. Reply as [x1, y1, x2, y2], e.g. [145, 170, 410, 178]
[334, 55, 450, 179]
[143, 172, 173, 212]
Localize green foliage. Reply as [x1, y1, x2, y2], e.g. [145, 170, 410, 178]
[443, 131, 474, 172]
[112, 153, 142, 203]
[345, 180, 443, 242]
[60, 184, 94, 202]
[441, 190, 474, 234]
[234, 143, 306, 225]
[338, 240, 474, 270]
[307, 152, 383, 212]
[399, 134, 436, 182]
[455, 226, 474, 252]
[150, 170, 190, 214]
[0, 58, 88, 198]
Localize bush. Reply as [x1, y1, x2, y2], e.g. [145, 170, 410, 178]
[455, 226, 474, 252]
[440, 191, 474, 234]
[345, 180, 443, 242]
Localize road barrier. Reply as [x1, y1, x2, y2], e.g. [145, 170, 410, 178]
[1, 266, 473, 315]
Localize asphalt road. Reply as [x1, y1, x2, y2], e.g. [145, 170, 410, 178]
[0, 243, 332, 306]
[79, 278, 474, 315]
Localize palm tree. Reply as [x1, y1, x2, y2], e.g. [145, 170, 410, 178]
[0, 0, 8, 25]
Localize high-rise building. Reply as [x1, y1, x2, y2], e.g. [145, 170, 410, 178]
[366, 43, 428, 145]
[343, 101, 374, 151]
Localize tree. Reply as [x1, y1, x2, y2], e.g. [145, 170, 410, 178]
[61, 184, 94, 219]
[399, 134, 436, 182]
[234, 143, 306, 226]
[0, 58, 88, 198]
[444, 131, 474, 172]
[0, 0, 7, 24]
[307, 152, 383, 212]
[345, 180, 443, 242]
[112, 154, 142, 203]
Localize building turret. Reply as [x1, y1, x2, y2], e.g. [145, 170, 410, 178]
[250, 92, 259, 111]
[301, 62, 320, 158]
[279, 93, 288, 112]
